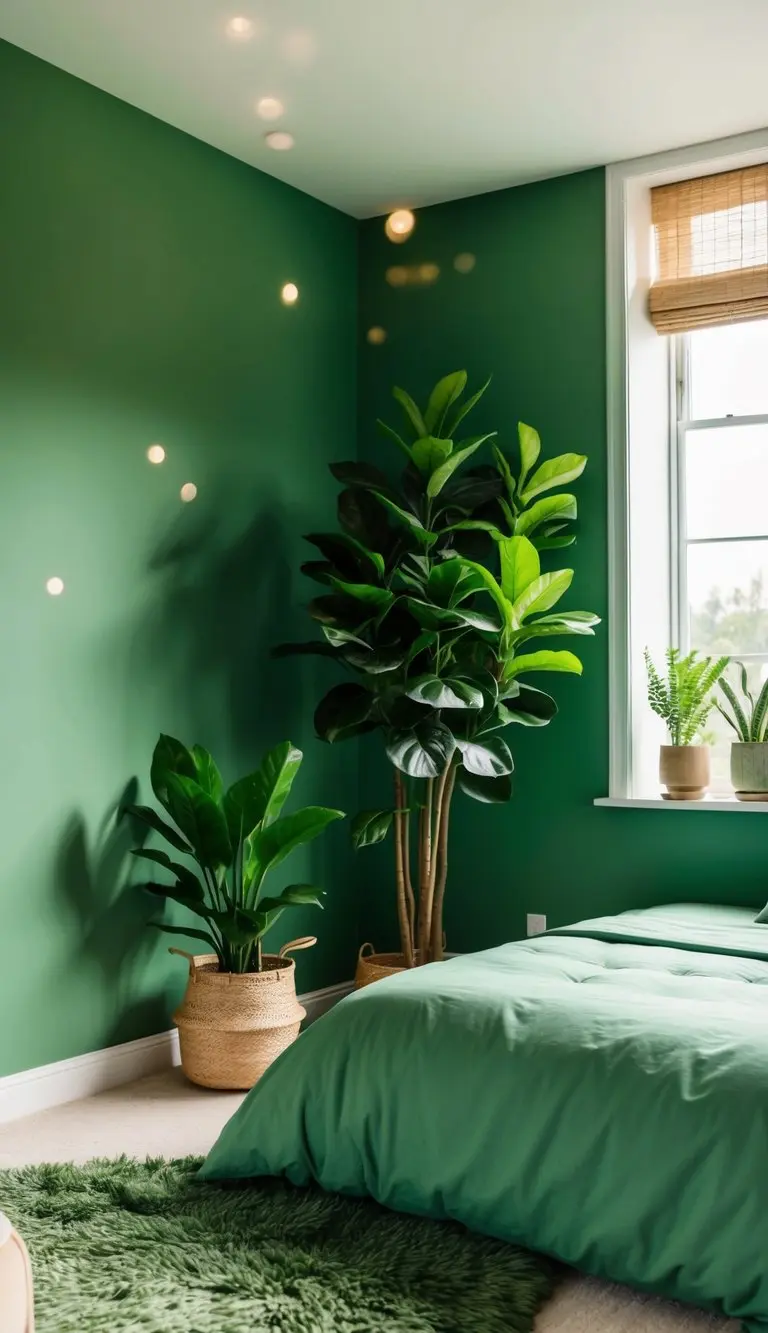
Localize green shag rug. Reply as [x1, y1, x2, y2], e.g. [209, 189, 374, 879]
[0, 1156, 556, 1333]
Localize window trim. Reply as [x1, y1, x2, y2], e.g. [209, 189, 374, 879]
[604, 127, 768, 802]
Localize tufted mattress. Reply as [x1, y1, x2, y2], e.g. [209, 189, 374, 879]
[201, 903, 768, 1332]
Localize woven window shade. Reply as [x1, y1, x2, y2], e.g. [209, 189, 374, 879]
[650, 164, 768, 333]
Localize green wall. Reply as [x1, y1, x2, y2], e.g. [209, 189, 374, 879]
[357, 170, 768, 954]
[0, 41, 358, 1079]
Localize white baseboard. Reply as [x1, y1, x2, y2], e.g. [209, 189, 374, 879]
[0, 981, 352, 1127]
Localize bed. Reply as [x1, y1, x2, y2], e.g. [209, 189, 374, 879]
[201, 903, 768, 1332]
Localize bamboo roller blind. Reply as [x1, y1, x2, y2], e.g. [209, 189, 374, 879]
[650, 164, 768, 333]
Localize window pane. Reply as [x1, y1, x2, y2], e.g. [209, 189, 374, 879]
[688, 539, 768, 656]
[689, 319, 768, 420]
[686, 425, 768, 540]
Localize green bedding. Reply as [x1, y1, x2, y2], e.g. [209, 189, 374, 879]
[201, 904, 768, 1331]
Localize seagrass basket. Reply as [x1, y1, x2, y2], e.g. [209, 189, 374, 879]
[170, 937, 315, 1090]
[355, 942, 415, 989]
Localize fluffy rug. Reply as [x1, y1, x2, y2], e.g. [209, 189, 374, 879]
[0, 1157, 556, 1332]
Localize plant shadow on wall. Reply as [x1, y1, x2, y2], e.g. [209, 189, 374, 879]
[277, 371, 600, 972]
[53, 779, 165, 1045]
[134, 481, 306, 752]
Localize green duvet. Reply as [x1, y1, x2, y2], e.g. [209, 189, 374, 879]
[202, 904, 768, 1331]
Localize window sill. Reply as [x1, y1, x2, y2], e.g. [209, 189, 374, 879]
[594, 796, 768, 812]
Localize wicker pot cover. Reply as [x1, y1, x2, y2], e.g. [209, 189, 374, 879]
[171, 937, 315, 1090]
[355, 942, 418, 989]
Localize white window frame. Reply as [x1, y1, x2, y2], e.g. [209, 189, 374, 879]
[600, 127, 768, 811]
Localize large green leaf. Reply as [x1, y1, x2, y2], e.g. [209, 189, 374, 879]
[412, 435, 453, 475]
[392, 385, 428, 439]
[444, 517, 504, 539]
[385, 719, 456, 778]
[456, 560, 514, 635]
[427, 560, 485, 607]
[337, 488, 392, 552]
[512, 610, 600, 646]
[504, 650, 583, 678]
[492, 444, 516, 502]
[328, 577, 395, 610]
[321, 625, 372, 650]
[457, 770, 513, 803]
[376, 418, 414, 463]
[223, 741, 302, 844]
[300, 560, 334, 585]
[456, 734, 514, 777]
[423, 370, 467, 434]
[153, 922, 222, 956]
[500, 683, 558, 725]
[305, 531, 385, 578]
[343, 646, 404, 673]
[511, 569, 574, 622]
[438, 469, 503, 512]
[329, 461, 391, 492]
[406, 675, 484, 710]
[519, 453, 587, 506]
[315, 683, 374, 742]
[141, 881, 214, 920]
[405, 598, 501, 633]
[150, 734, 196, 812]
[249, 808, 345, 889]
[351, 809, 394, 850]
[131, 848, 203, 899]
[257, 884, 325, 913]
[273, 639, 342, 661]
[515, 494, 577, 537]
[126, 804, 192, 855]
[165, 774, 233, 869]
[499, 536, 540, 603]
[445, 375, 491, 437]
[371, 491, 437, 546]
[191, 745, 223, 805]
[517, 422, 541, 491]
[427, 435, 496, 499]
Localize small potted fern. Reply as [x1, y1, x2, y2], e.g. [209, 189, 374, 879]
[644, 648, 729, 800]
[716, 665, 768, 801]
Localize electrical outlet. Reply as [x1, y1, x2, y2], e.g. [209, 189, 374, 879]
[527, 913, 547, 937]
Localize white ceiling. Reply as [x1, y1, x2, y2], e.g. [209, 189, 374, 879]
[2, 0, 768, 218]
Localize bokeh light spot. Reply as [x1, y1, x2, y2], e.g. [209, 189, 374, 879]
[180, 483, 198, 503]
[147, 443, 165, 464]
[265, 131, 294, 151]
[226, 16, 256, 40]
[385, 210, 416, 243]
[367, 326, 387, 345]
[454, 252, 477, 274]
[257, 97, 284, 121]
[46, 577, 64, 596]
[281, 282, 299, 304]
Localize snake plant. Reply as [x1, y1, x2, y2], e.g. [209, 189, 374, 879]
[716, 664, 768, 743]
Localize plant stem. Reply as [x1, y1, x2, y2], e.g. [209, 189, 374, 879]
[394, 767, 413, 965]
[430, 763, 457, 961]
[394, 769, 415, 965]
[421, 763, 452, 964]
[417, 777, 435, 964]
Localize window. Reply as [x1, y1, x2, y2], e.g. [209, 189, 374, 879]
[675, 319, 768, 790]
[604, 132, 768, 806]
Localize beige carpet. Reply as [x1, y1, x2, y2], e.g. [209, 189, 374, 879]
[0, 1070, 735, 1333]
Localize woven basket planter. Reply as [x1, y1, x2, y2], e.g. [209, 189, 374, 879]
[170, 937, 315, 1090]
[354, 942, 419, 989]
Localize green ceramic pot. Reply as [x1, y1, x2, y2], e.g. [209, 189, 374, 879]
[730, 742, 768, 801]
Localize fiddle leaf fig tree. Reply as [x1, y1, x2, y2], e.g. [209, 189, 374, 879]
[276, 371, 600, 967]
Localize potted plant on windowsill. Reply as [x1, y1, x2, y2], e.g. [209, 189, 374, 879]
[716, 664, 768, 801]
[276, 370, 600, 983]
[128, 735, 344, 1088]
[644, 648, 729, 800]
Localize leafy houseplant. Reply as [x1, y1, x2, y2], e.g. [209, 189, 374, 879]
[129, 735, 344, 1088]
[716, 665, 768, 800]
[644, 648, 729, 800]
[129, 735, 344, 973]
[277, 370, 600, 972]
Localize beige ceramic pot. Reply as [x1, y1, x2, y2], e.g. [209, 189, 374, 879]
[659, 744, 710, 801]
[730, 742, 768, 801]
[170, 936, 315, 1090]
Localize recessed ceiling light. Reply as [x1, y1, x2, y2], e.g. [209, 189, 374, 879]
[281, 282, 299, 305]
[180, 483, 198, 503]
[146, 443, 165, 464]
[256, 97, 284, 121]
[385, 209, 416, 243]
[265, 131, 294, 152]
[46, 576, 64, 596]
[226, 16, 256, 39]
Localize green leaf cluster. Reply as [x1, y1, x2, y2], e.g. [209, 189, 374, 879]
[644, 648, 730, 745]
[716, 663, 768, 742]
[129, 736, 344, 972]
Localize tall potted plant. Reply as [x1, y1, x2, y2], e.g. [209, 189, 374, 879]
[644, 648, 729, 800]
[277, 370, 599, 980]
[129, 735, 343, 1087]
[716, 664, 768, 800]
